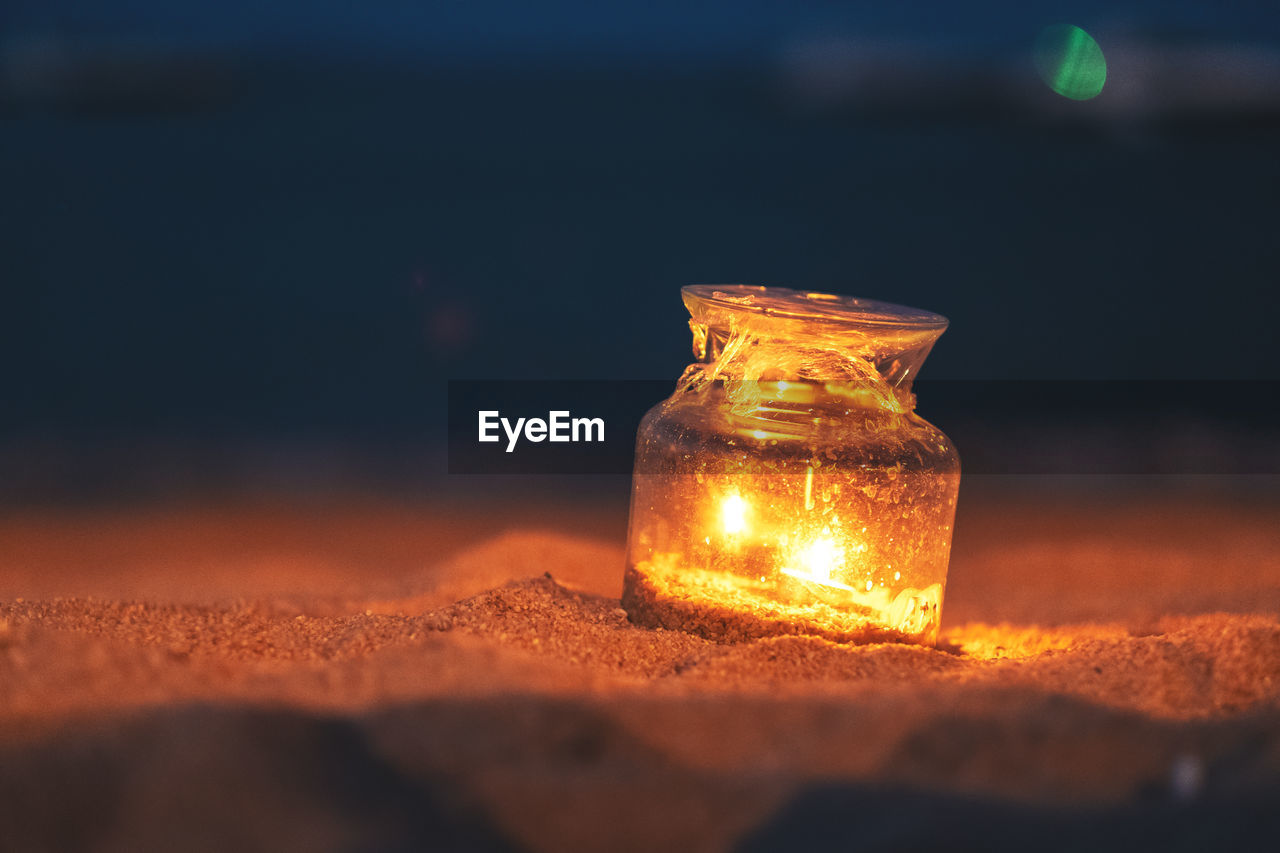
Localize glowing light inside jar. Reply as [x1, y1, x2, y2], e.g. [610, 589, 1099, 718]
[720, 494, 749, 536]
[780, 535, 854, 591]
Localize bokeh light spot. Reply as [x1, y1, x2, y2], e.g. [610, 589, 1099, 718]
[1034, 24, 1106, 101]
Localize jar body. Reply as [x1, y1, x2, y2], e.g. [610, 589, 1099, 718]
[623, 382, 959, 645]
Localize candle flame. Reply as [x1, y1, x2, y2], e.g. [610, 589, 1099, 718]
[798, 536, 839, 582]
[721, 494, 749, 535]
[781, 535, 854, 591]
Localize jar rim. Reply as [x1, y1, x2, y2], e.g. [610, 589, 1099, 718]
[682, 284, 948, 332]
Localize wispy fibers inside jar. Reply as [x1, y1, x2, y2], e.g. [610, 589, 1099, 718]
[622, 285, 960, 645]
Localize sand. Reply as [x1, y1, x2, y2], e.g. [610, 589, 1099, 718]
[2, 483, 1280, 851]
[621, 562, 937, 645]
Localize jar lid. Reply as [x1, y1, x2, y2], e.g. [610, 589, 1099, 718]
[682, 285, 947, 332]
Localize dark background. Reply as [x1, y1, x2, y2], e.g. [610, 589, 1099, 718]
[3, 1, 1279, 501]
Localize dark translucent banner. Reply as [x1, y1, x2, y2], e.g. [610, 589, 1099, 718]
[447, 380, 1280, 475]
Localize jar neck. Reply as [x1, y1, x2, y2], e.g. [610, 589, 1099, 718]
[675, 339, 922, 443]
[684, 287, 945, 393]
[678, 285, 945, 441]
[688, 322, 935, 397]
[723, 379, 913, 441]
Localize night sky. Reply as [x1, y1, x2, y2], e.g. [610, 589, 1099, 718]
[3, 1, 1278, 497]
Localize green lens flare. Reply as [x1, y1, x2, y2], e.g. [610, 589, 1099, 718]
[1034, 24, 1106, 101]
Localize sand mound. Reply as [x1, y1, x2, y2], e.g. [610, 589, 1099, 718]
[3, 495, 1280, 851]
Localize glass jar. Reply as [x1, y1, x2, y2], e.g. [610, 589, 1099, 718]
[623, 285, 960, 646]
